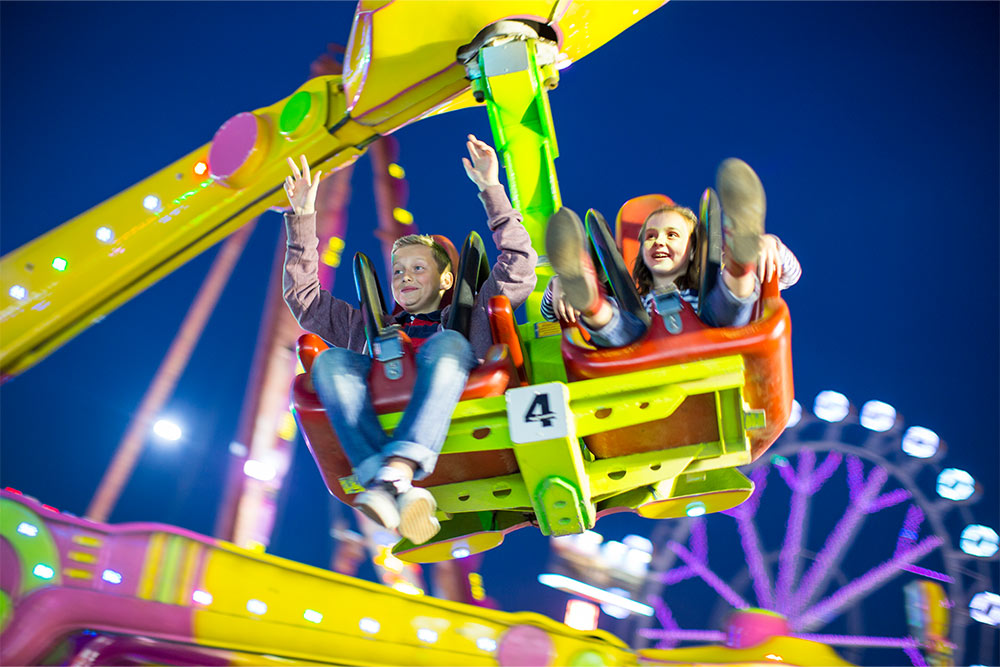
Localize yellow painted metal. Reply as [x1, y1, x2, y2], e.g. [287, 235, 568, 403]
[190, 538, 637, 665]
[0, 499, 62, 601]
[0, 0, 666, 379]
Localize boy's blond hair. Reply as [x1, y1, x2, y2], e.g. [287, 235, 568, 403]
[391, 234, 452, 275]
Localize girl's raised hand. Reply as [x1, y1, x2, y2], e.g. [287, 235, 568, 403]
[462, 134, 500, 191]
[551, 277, 580, 323]
[758, 234, 783, 284]
[284, 155, 322, 215]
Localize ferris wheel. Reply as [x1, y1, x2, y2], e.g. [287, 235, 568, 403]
[637, 391, 999, 666]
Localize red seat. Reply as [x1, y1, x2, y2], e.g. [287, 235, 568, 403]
[293, 297, 526, 506]
[562, 273, 792, 463]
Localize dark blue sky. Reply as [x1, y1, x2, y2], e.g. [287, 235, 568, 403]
[2, 2, 997, 661]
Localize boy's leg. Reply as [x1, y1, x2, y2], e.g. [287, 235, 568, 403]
[311, 347, 399, 529]
[384, 329, 477, 543]
[717, 158, 765, 300]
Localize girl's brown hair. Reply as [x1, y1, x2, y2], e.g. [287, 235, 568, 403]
[631, 205, 701, 296]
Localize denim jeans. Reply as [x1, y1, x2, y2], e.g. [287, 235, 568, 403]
[310, 329, 477, 486]
[584, 273, 759, 346]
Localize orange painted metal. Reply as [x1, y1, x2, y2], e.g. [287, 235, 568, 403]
[487, 295, 528, 385]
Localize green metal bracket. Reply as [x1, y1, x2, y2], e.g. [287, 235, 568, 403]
[476, 37, 562, 321]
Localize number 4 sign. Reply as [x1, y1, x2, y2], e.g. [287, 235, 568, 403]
[505, 382, 571, 443]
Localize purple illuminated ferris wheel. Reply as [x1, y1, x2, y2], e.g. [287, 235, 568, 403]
[637, 391, 999, 666]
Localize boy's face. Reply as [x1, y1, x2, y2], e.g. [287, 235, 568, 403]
[642, 211, 695, 284]
[391, 245, 454, 314]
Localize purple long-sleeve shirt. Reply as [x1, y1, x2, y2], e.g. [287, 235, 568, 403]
[282, 184, 537, 359]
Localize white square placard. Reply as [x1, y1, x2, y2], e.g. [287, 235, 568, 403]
[505, 382, 571, 444]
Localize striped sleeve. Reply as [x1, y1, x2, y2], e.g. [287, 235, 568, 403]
[778, 241, 802, 290]
[540, 278, 557, 321]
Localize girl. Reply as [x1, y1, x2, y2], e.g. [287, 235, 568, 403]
[542, 158, 800, 345]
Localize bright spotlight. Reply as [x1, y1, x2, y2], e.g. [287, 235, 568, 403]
[969, 592, 1000, 626]
[902, 426, 939, 459]
[243, 459, 276, 482]
[960, 525, 999, 558]
[787, 399, 802, 427]
[9, 285, 27, 301]
[860, 400, 896, 431]
[813, 391, 849, 422]
[936, 468, 975, 501]
[96, 226, 114, 242]
[152, 418, 182, 441]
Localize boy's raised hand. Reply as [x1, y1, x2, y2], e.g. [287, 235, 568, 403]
[284, 155, 322, 215]
[462, 134, 500, 191]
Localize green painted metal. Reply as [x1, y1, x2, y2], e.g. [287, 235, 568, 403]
[0, 499, 62, 618]
[475, 38, 561, 321]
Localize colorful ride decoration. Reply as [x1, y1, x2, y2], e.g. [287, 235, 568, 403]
[0, 489, 636, 666]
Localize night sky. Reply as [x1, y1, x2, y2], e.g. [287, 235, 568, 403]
[1, 2, 997, 663]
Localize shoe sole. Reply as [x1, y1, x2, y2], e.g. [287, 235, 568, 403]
[546, 207, 599, 313]
[353, 491, 400, 531]
[398, 490, 440, 545]
[717, 158, 766, 266]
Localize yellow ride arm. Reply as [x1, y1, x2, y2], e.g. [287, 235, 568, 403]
[0, 0, 665, 380]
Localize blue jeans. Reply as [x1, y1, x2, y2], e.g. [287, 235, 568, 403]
[584, 273, 759, 347]
[311, 329, 477, 486]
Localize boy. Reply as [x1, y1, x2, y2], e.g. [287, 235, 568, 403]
[282, 136, 537, 544]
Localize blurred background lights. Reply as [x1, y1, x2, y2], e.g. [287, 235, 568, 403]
[51, 257, 68, 272]
[33, 564, 54, 579]
[968, 592, 1000, 626]
[246, 599, 267, 615]
[960, 525, 999, 558]
[859, 400, 896, 431]
[902, 426, 940, 458]
[686, 501, 707, 517]
[192, 590, 213, 605]
[476, 637, 497, 653]
[101, 569, 122, 584]
[786, 399, 802, 427]
[152, 418, 182, 441]
[9, 285, 27, 300]
[243, 459, 276, 482]
[417, 628, 438, 643]
[813, 390, 849, 422]
[142, 194, 161, 212]
[359, 617, 380, 634]
[601, 588, 633, 619]
[228, 441, 248, 457]
[16, 522, 38, 537]
[96, 226, 114, 242]
[303, 609, 323, 623]
[564, 599, 600, 630]
[936, 468, 976, 501]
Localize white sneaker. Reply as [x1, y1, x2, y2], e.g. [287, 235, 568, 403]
[353, 486, 400, 531]
[397, 487, 440, 545]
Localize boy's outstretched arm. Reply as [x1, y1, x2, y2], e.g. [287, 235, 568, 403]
[282, 155, 367, 350]
[461, 136, 537, 345]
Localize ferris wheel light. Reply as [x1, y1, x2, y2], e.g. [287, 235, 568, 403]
[936, 468, 975, 501]
[968, 592, 1000, 626]
[813, 391, 849, 422]
[859, 400, 896, 431]
[786, 399, 802, 427]
[901, 426, 939, 458]
[960, 525, 999, 558]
